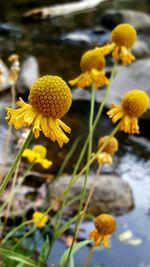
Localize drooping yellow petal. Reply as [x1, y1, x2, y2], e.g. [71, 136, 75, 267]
[35, 158, 53, 169]
[107, 104, 124, 123]
[120, 46, 135, 65]
[96, 152, 113, 165]
[32, 114, 43, 138]
[103, 235, 110, 249]
[120, 115, 140, 134]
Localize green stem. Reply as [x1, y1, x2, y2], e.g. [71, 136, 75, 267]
[0, 130, 33, 196]
[66, 83, 95, 265]
[13, 123, 120, 255]
[93, 61, 118, 130]
[72, 61, 118, 177]
[1, 220, 33, 245]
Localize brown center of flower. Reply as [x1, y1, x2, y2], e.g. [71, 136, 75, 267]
[29, 75, 72, 118]
[95, 214, 116, 235]
[112, 23, 137, 48]
[80, 49, 105, 72]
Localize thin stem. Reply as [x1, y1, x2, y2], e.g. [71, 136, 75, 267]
[1, 220, 34, 245]
[16, 123, 120, 253]
[66, 83, 95, 265]
[0, 130, 33, 196]
[77, 164, 102, 235]
[93, 61, 118, 130]
[56, 137, 80, 179]
[0, 163, 34, 213]
[84, 245, 96, 267]
[72, 61, 118, 177]
[3, 160, 21, 232]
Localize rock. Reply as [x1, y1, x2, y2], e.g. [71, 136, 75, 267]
[61, 28, 108, 45]
[17, 56, 39, 93]
[100, 9, 150, 33]
[0, 60, 9, 92]
[0, 22, 23, 38]
[23, 0, 108, 21]
[52, 174, 134, 215]
[131, 41, 150, 58]
[72, 58, 150, 120]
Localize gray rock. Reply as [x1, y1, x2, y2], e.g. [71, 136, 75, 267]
[0, 60, 9, 92]
[101, 9, 150, 33]
[131, 41, 150, 58]
[17, 56, 39, 93]
[52, 174, 134, 215]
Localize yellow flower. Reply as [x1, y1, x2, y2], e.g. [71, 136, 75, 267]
[22, 144, 53, 169]
[107, 90, 149, 134]
[97, 24, 137, 65]
[6, 75, 72, 147]
[69, 48, 109, 89]
[32, 211, 49, 228]
[95, 136, 118, 165]
[89, 214, 116, 248]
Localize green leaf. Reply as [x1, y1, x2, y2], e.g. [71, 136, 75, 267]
[16, 263, 25, 267]
[0, 248, 38, 267]
[55, 213, 83, 239]
[59, 240, 91, 267]
[38, 236, 50, 264]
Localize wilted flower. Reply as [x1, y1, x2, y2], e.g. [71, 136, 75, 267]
[107, 90, 149, 134]
[69, 48, 109, 89]
[8, 54, 20, 84]
[89, 214, 116, 248]
[22, 144, 53, 169]
[96, 136, 119, 165]
[32, 211, 49, 228]
[6, 75, 72, 147]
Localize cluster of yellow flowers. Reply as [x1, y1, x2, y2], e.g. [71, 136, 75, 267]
[22, 144, 53, 169]
[5, 23, 149, 146]
[4, 23, 150, 252]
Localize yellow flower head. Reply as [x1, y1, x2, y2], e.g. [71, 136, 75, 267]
[69, 48, 109, 89]
[111, 23, 136, 65]
[96, 136, 118, 165]
[107, 90, 149, 134]
[89, 214, 116, 248]
[112, 23, 136, 49]
[22, 144, 53, 169]
[6, 75, 72, 147]
[32, 211, 49, 228]
[97, 23, 137, 65]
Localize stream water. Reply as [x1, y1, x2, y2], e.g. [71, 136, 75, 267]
[0, 0, 150, 266]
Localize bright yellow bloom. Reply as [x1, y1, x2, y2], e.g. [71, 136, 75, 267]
[6, 75, 72, 147]
[32, 211, 49, 228]
[96, 136, 118, 165]
[107, 90, 149, 134]
[97, 24, 137, 65]
[69, 48, 109, 89]
[89, 214, 116, 248]
[22, 144, 53, 169]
